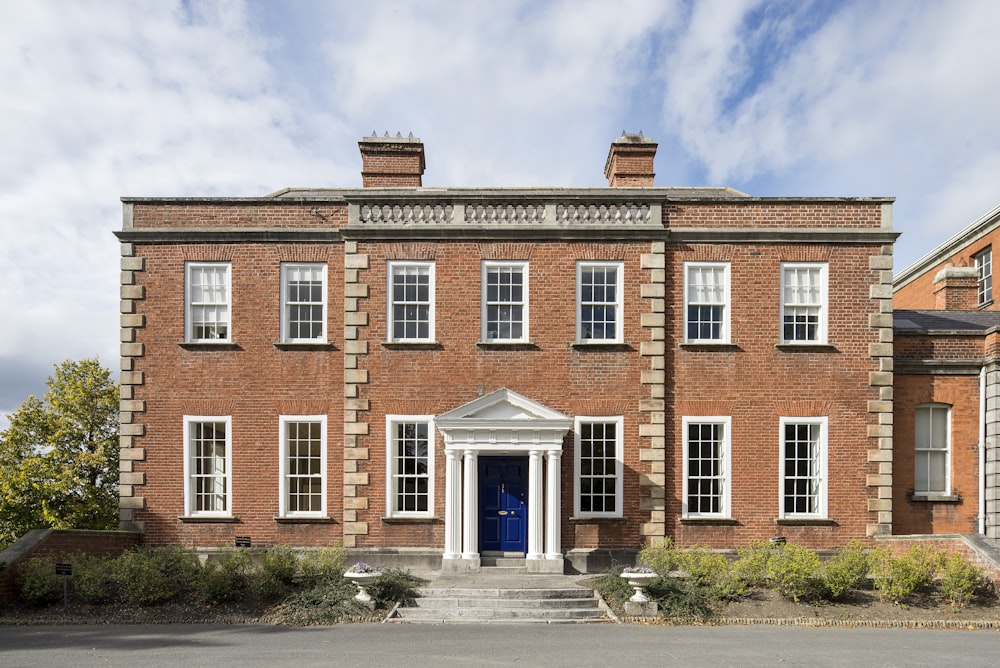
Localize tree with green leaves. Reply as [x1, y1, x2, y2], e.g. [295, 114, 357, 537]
[0, 358, 119, 549]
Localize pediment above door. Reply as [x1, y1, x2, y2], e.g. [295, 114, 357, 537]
[435, 389, 572, 453]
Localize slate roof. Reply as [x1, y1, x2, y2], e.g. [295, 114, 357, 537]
[895, 309, 1000, 332]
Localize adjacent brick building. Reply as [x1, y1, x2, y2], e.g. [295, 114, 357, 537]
[893, 205, 1000, 540]
[116, 133, 898, 572]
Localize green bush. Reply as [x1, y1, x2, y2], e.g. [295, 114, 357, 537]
[250, 546, 298, 600]
[645, 576, 715, 622]
[367, 568, 422, 610]
[673, 546, 728, 588]
[113, 549, 176, 605]
[194, 561, 239, 604]
[732, 540, 777, 588]
[871, 544, 942, 604]
[638, 539, 676, 576]
[270, 576, 372, 625]
[297, 546, 348, 585]
[939, 552, 988, 607]
[73, 554, 116, 604]
[820, 540, 872, 600]
[17, 556, 63, 605]
[767, 543, 823, 602]
[591, 567, 636, 607]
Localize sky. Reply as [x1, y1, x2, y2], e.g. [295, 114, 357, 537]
[1, 0, 999, 426]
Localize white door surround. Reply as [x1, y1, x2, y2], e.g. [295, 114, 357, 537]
[435, 389, 573, 572]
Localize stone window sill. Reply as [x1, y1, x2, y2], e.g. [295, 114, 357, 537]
[381, 341, 442, 350]
[909, 494, 961, 503]
[178, 515, 240, 523]
[381, 516, 442, 524]
[274, 516, 336, 524]
[569, 516, 627, 524]
[178, 342, 240, 351]
[679, 517, 739, 525]
[273, 342, 336, 351]
[570, 342, 632, 351]
[774, 344, 838, 353]
[477, 341, 538, 350]
[774, 518, 837, 526]
[678, 343, 740, 351]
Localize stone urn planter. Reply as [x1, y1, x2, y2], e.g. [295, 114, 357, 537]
[621, 570, 658, 603]
[345, 563, 382, 603]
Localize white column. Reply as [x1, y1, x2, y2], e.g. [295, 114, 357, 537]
[462, 449, 479, 559]
[443, 449, 462, 560]
[527, 449, 544, 560]
[544, 450, 562, 559]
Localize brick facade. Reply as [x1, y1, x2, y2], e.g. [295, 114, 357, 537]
[117, 136, 897, 569]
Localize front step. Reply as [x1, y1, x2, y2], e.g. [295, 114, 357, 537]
[391, 582, 610, 624]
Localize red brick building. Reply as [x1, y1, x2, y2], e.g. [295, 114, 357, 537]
[116, 134, 897, 571]
[893, 205, 1000, 541]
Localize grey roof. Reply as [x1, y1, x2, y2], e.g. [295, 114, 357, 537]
[895, 309, 1000, 332]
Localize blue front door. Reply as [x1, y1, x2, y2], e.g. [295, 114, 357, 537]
[479, 457, 528, 553]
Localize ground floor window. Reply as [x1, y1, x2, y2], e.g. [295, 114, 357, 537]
[683, 417, 731, 517]
[914, 404, 950, 495]
[279, 416, 326, 517]
[386, 416, 434, 516]
[779, 417, 827, 518]
[574, 416, 623, 517]
[183, 416, 231, 517]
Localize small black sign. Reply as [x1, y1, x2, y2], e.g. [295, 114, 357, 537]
[55, 563, 72, 575]
[234, 536, 252, 547]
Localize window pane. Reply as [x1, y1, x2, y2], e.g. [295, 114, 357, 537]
[578, 420, 618, 515]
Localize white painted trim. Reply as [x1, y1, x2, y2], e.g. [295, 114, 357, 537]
[573, 416, 624, 518]
[576, 260, 624, 343]
[779, 262, 828, 345]
[778, 416, 828, 519]
[184, 262, 232, 343]
[182, 415, 232, 518]
[681, 416, 732, 518]
[683, 262, 731, 343]
[386, 260, 435, 343]
[279, 263, 328, 343]
[480, 260, 529, 342]
[277, 415, 328, 518]
[385, 415, 436, 518]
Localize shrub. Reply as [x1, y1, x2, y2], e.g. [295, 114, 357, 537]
[113, 549, 176, 605]
[732, 540, 776, 588]
[591, 567, 636, 608]
[939, 552, 988, 607]
[297, 546, 348, 585]
[673, 546, 728, 588]
[646, 576, 714, 622]
[250, 546, 298, 600]
[367, 568, 422, 610]
[767, 543, 823, 602]
[194, 561, 239, 604]
[73, 554, 116, 604]
[871, 544, 942, 604]
[638, 539, 676, 576]
[819, 540, 872, 600]
[270, 576, 372, 625]
[18, 556, 63, 605]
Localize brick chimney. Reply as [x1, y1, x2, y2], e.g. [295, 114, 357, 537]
[933, 267, 979, 310]
[604, 132, 657, 187]
[359, 133, 425, 187]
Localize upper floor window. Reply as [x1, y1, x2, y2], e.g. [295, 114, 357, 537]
[915, 404, 950, 496]
[386, 416, 434, 517]
[780, 263, 827, 344]
[183, 416, 231, 517]
[574, 416, 624, 518]
[685, 262, 730, 342]
[975, 247, 992, 305]
[577, 261, 623, 343]
[682, 417, 731, 518]
[388, 261, 434, 342]
[779, 417, 828, 519]
[185, 262, 231, 342]
[281, 263, 327, 343]
[482, 261, 528, 342]
[278, 416, 327, 517]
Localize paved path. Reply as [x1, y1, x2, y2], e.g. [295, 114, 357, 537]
[1, 623, 998, 668]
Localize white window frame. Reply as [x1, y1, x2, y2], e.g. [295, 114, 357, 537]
[387, 261, 435, 342]
[185, 262, 232, 342]
[914, 403, 951, 496]
[573, 416, 624, 518]
[780, 263, 828, 344]
[278, 415, 327, 518]
[481, 260, 529, 342]
[975, 247, 992, 305]
[682, 417, 732, 518]
[576, 261, 624, 343]
[684, 262, 730, 343]
[778, 417, 828, 519]
[182, 415, 232, 518]
[385, 415, 435, 518]
[280, 263, 327, 343]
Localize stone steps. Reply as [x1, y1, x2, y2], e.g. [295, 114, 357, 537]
[390, 581, 610, 624]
